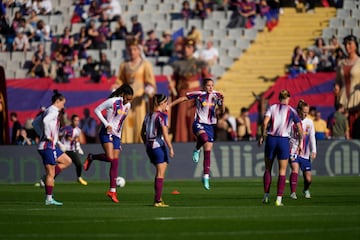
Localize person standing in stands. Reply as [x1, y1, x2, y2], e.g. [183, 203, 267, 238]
[83, 84, 134, 203]
[258, 89, 303, 206]
[79, 108, 98, 144]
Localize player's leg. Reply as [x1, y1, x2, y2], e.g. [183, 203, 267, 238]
[289, 156, 300, 199]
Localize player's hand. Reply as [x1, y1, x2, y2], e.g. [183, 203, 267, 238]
[169, 148, 174, 158]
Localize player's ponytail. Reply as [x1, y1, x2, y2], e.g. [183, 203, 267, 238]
[109, 84, 134, 98]
[51, 89, 65, 104]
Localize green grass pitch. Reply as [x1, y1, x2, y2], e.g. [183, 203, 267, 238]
[0, 177, 359, 240]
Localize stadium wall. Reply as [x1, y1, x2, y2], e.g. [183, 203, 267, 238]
[0, 140, 359, 184]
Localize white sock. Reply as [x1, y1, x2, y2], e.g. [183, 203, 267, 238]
[46, 195, 53, 201]
[277, 196, 282, 203]
[110, 188, 116, 192]
[203, 174, 209, 179]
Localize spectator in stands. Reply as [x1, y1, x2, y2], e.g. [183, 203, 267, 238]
[58, 26, 74, 46]
[112, 17, 129, 40]
[10, 112, 22, 145]
[312, 37, 326, 58]
[97, 20, 112, 42]
[305, 48, 319, 73]
[170, 38, 211, 142]
[18, 17, 34, 42]
[227, 0, 256, 29]
[143, 30, 160, 57]
[16, 127, 35, 145]
[328, 103, 349, 139]
[193, 0, 208, 20]
[80, 55, 98, 81]
[32, 42, 46, 62]
[97, 52, 112, 82]
[100, 0, 121, 22]
[199, 40, 219, 66]
[169, 36, 185, 63]
[37, 0, 52, 15]
[26, 9, 39, 29]
[129, 15, 144, 44]
[215, 107, 236, 141]
[236, 107, 252, 141]
[86, 19, 100, 49]
[34, 19, 51, 42]
[27, 55, 45, 77]
[313, 110, 329, 140]
[158, 30, 174, 57]
[334, 35, 360, 138]
[74, 26, 92, 59]
[13, 30, 30, 51]
[42, 55, 57, 79]
[289, 46, 306, 78]
[87, 0, 101, 21]
[181, 0, 193, 20]
[79, 108, 98, 144]
[259, 0, 278, 31]
[115, 38, 156, 143]
[11, 10, 23, 33]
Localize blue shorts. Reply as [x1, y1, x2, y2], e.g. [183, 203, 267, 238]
[192, 121, 215, 142]
[265, 135, 290, 161]
[291, 155, 312, 172]
[38, 147, 64, 165]
[146, 145, 169, 165]
[99, 127, 121, 150]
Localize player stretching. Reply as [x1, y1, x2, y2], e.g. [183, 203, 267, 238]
[141, 94, 175, 207]
[59, 114, 88, 185]
[83, 84, 134, 203]
[32, 90, 72, 205]
[169, 78, 224, 190]
[289, 100, 316, 199]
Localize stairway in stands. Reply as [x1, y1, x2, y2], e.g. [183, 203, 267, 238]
[216, 7, 336, 116]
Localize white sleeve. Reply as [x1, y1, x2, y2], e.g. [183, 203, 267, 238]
[94, 99, 111, 127]
[309, 121, 317, 153]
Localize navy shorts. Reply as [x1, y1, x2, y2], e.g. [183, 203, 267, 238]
[99, 127, 121, 150]
[292, 155, 312, 172]
[146, 145, 169, 165]
[265, 135, 290, 160]
[38, 147, 64, 165]
[192, 121, 215, 142]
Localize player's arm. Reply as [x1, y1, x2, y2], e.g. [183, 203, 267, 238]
[162, 124, 174, 158]
[258, 115, 270, 146]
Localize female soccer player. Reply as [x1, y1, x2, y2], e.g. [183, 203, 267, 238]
[59, 114, 88, 186]
[258, 89, 303, 206]
[169, 78, 224, 190]
[83, 84, 134, 203]
[289, 100, 316, 199]
[32, 89, 72, 205]
[141, 94, 174, 207]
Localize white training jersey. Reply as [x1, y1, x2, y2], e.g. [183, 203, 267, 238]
[265, 103, 301, 138]
[94, 96, 131, 139]
[290, 117, 317, 159]
[186, 90, 223, 125]
[60, 125, 82, 151]
[35, 105, 61, 150]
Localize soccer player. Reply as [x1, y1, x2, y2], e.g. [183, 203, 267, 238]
[258, 89, 303, 206]
[83, 84, 134, 203]
[289, 100, 316, 199]
[32, 90, 72, 206]
[141, 94, 174, 207]
[59, 114, 88, 186]
[168, 78, 224, 190]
